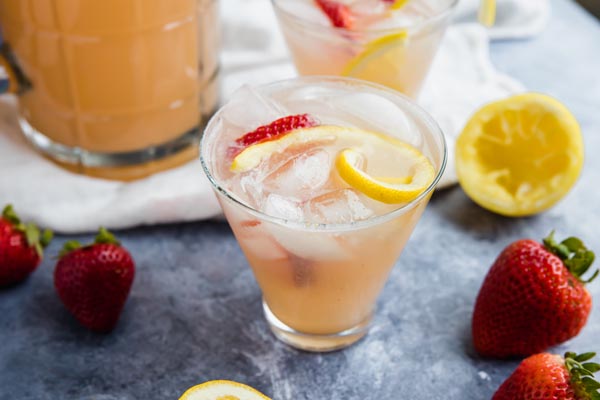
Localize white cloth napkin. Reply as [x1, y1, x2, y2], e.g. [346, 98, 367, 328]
[454, 0, 550, 40]
[0, 0, 538, 233]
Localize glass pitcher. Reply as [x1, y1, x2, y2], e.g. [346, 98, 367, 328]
[0, 0, 219, 180]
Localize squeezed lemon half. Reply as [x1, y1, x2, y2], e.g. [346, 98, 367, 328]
[179, 380, 270, 400]
[231, 125, 435, 204]
[456, 93, 583, 217]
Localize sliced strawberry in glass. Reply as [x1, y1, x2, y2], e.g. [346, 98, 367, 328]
[315, 0, 355, 29]
[228, 114, 319, 158]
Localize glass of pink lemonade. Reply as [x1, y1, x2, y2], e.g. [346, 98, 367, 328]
[201, 77, 446, 351]
[271, 0, 458, 98]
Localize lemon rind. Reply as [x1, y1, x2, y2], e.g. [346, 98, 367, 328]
[341, 31, 409, 77]
[230, 125, 420, 173]
[179, 380, 271, 400]
[336, 148, 435, 204]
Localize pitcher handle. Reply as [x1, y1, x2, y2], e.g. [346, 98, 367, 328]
[0, 43, 31, 95]
[0, 52, 17, 94]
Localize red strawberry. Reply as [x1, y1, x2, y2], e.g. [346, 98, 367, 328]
[472, 232, 597, 358]
[228, 113, 318, 158]
[0, 204, 52, 287]
[315, 0, 354, 29]
[54, 227, 135, 332]
[492, 351, 600, 400]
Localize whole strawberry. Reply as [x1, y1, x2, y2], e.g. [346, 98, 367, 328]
[473, 232, 597, 358]
[492, 351, 600, 400]
[54, 227, 135, 332]
[0, 204, 52, 287]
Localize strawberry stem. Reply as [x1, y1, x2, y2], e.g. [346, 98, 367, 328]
[564, 352, 600, 399]
[40, 229, 53, 248]
[94, 227, 120, 246]
[3, 204, 53, 258]
[58, 228, 120, 259]
[2, 204, 20, 225]
[59, 240, 82, 258]
[543, 231, 597, 284]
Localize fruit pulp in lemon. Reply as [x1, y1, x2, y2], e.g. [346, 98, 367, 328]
[202, 84, 442, 343]
[273, 0, 455, 98]
[456, 93, 583, 217]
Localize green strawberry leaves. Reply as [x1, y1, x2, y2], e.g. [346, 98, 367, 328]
[564, 352, 600, 400]
[59, 227, 120, 258]
[543, 231, 598, 284]
[94, 227, 120, 246]
[59, 240, 83, 258]
[3, 204, 53, 258]
[2, 204, 20, 225]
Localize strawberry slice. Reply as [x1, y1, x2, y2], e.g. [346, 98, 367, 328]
[228, 114, 319, 159]
[315, 0, 354, 29]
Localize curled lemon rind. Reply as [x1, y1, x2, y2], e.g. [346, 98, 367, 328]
[336, 148, 435, 204]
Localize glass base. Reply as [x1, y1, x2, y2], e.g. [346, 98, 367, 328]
[19, 118, 201, 181]
[17, 68, 220, 181]
[262, 300, 371, 352]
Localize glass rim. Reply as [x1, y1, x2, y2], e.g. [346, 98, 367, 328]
[200, 75, 447, 233]
[270, 0, 460, 36]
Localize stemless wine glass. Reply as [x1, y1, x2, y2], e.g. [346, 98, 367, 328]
[201, 76, 446, 351]
[271, 0, 458, 98]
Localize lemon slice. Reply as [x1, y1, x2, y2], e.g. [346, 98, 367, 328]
[231, 125, 435, 204]
[456, 93, 583, 217]
[478, 0, 496, 27]
[231, 126, 338, 173]
[341, 31, 408, 93]
[389, 0, 409, 10]
[179, 380, 270, 400]
[336, 148, 434, 203]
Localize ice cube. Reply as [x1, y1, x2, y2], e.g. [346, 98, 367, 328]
[221, 85, 288, 136]
[235, 220, 289, 261]
[263, 194, 304, 222]
[404, 0, 444, 17]
[305, 189, 375, 224]
[210, 85, 290, 179]
[263, 149, 332, 199]
[331, 92, 422, 147]
[277, 0, 332, 27]
[350, 0, 388, 17]
[262, 195, 350, 261]
[267, 223, 350, 261]
[237, 172, 266, 209]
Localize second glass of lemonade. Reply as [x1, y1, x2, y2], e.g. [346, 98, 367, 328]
[271, 0, 458, 98]
[201, 77, 446, 351]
